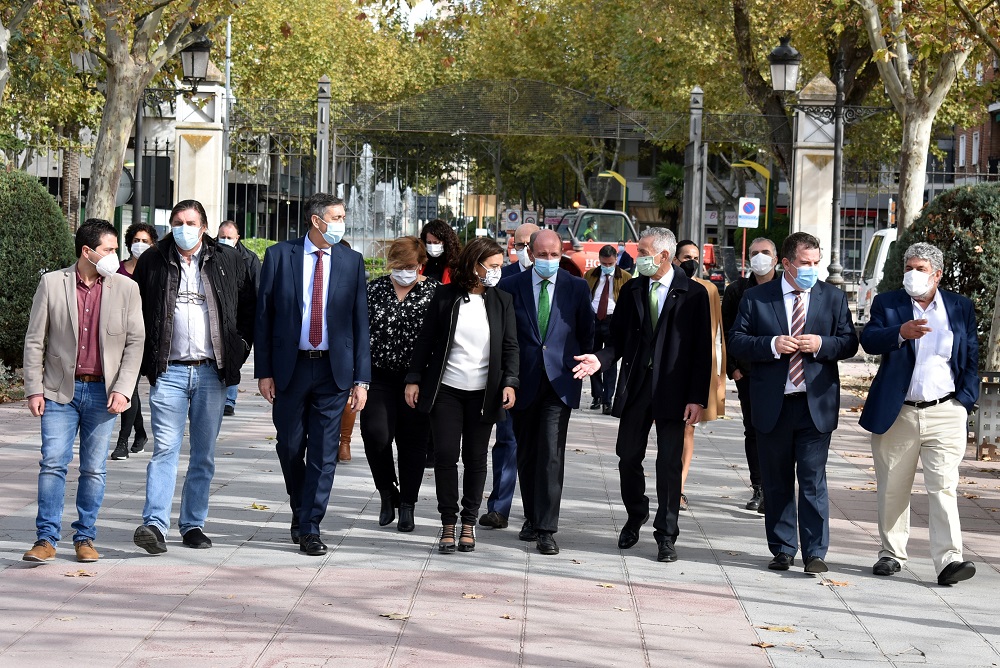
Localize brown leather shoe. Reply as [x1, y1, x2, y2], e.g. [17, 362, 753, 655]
[74, 539, 100, 563]
[23, 540, 56, 562]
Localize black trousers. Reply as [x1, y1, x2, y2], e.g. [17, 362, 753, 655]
[360, 368, 430, 504]
[735, 374, 762, 487]
[589, 316, 617, 406]
[614, 374, 685, 541]
[429, 384, 493, 526]
[116, 382, 146, 445]
[273, 356, 350, 535]
[511, 374, 571, 534]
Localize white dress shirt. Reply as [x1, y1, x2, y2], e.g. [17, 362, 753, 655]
[169, 247, 213, 361]
[905, 289, 955, 402]
[532, 267, 558, 311]
[772, 273, 821, 394]
[299, 235, 331, 351]
[590, 271, 617, 316]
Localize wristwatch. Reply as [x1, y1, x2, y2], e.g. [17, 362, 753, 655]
[354, 382, 370, 391]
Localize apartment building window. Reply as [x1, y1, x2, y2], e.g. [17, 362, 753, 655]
[959, 134, 967, 167]
[972, 132, 980, 166]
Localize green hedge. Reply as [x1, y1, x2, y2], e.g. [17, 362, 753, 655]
[878, 182, 1000, 363]
[241, 237, 277, 261]
[0, 170, 75, 367]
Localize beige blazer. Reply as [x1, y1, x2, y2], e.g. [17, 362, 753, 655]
[693, 276, 726, 420]
[23, 265, 145, 404]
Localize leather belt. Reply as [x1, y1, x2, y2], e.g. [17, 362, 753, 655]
[299, 350, 328, 359]
[75, 374, 104, 383]
[169, 359, 212, 366]
[784, 392, 808, 400]
[903, 392, 955, 409]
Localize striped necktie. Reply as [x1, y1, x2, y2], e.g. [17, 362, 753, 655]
[788, 290, 805, 387]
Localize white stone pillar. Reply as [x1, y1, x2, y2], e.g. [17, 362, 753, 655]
[174, 83, 225, 235]
[791, 74, 836, 281]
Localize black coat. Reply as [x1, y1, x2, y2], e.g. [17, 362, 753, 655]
[595, 271, 711, 422]
[721, 272, 778, 378]
[133, 233, 256, 386]
[405, 283, 519, 423]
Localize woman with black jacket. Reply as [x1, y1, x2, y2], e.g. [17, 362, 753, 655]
[405, 238, 519, 553]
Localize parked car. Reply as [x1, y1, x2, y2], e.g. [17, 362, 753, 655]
[856, 227, 898, 330]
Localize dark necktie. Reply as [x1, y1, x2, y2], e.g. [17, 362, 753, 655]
[788, 291, 805, 387]
[597, 276, 610, 320]
[309, 250, 325, 348]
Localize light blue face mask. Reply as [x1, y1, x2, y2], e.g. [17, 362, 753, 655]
[172, 224, 202, 251]
[792, 265, 819, 290]
[534, 257, 560, 278]
[601, 264, 615, 276]
[321, 221, 346, 245]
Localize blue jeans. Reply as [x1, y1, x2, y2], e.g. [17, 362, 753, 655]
[486, 411, 518, 518]
[226, 385, 238, 407]
[37, 380, 118, 544]
[144, 363, 226, 537]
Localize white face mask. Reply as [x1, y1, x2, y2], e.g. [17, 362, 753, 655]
[903, 269, 934, 298]
[391, 269, 418, 286]
[480, 264, 502, 287]
[426, 243, 444, 258]
[218, 237, 237, 247]
[130, 241, 150, 259]
[750, 252, 774, 276]
[516, 246, 533, 268]
[89, 250, 119, 279]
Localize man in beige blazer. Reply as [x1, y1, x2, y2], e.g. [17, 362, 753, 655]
[22, 219, 145, 563]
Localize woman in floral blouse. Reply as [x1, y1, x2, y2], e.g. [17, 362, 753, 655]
[361, 236, 439, 532]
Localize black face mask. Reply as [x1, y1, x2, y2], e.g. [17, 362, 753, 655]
[678, 259, 699, 278]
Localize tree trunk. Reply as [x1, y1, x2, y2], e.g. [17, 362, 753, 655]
[896, 103, 935, 229]
[87, 61, 144, 221]
[61, 147, 82, 230]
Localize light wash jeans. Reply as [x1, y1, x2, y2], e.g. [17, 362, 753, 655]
[144, 362, 225, 537]
[37, 380, 118, 544]
[226, 385, 238, 407]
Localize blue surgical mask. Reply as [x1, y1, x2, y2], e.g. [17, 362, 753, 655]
[618, 244, 625, 254]
[601, 264, 615, 276]
[792, 265, 819, 290]
[534, 257, 559, 278]
[172, 224, 202, 251]
[321, 221, 346, 245]
[635, 255, 660, 277]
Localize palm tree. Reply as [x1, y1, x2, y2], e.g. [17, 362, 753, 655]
[651, 161, 684, 225]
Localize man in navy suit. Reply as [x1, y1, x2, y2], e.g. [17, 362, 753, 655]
[255, 193, 371, 556]
[728, 232, 858, 574]
[572, 227, 711, 563]
[860, 242, 979, 586]
[498, 229, 594, 555]
[480, 223, 539, 531]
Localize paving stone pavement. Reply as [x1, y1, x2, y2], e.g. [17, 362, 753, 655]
[1, 354, 999, 667]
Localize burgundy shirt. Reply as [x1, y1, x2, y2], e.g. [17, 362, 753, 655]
[117, 260, 133, 278]
[75, 268, 104, 377]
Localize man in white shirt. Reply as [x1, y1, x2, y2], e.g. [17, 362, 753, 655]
[583, 245, 631, 414]
[860, 242, 979, 586]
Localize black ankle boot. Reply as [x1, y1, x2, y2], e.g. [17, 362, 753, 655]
[398, 503, 415, 532]
[378, 489, 396, 526]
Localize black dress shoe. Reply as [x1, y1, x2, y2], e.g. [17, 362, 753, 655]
[655, 536, 677, 563]
[872, 556, 901, 576]
[479, 511, 508, 529]
[617, 513, 649, 550]
[223, 405, 235, 416]
[536, 532, 559, 555]
[937, 560, 976, 586]
[133, 524, 167, 555]
[182, 527, 213, 549]
[398, 503, 415, 532]
[290, 515, 300, 545]
[804, 556, 829, 573]
[378, 488, 399, 526]
[518, 520, 537, 542]
[602, 404, 612, 415]
[300, 534, 327, 556]
[590, 399, 602, 409]
[745, 485, 763, 511]
[130, 434, 148, 453]
[768, 553, 794, 571]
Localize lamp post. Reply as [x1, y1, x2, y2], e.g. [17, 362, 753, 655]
[133, 36, 212, 227]
[597, 170, 627, 214]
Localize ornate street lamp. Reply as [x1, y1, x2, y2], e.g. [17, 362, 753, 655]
[768, 37, 802, 94]
[180, 36, 212, 92]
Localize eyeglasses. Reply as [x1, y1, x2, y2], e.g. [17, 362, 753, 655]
[513, 242, 528, 250]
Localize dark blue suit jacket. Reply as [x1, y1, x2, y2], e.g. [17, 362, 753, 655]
[728, 278, 858, 434]
[501, 261, 525, 280]
[859, 288, 979, 434]
[498, 267, 594, 409]
[255, 237, 371, 392]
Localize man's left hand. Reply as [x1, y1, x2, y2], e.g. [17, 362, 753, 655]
[350, 385, 367, 412]
[683, 403, 703, 426]
[107, 391, 129, 414]
[795, 334, 822, 355]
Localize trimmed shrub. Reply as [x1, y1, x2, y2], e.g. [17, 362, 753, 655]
[241, 237, 277, 261]
[0, 169, 75, 367]
[878, 182, 1000, 364]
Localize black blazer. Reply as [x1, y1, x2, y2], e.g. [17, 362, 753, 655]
[405, 283, 520, 423]
[595, 271, 712, 422]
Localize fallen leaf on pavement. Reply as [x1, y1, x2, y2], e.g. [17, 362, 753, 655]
[462, 593, 484, 599]
[571, 559, 582, 564]
[223, 452, 234, 456]
[63, 570, 94, 577]
[727, 551, 741, 556]
[574, 448, 586, 453]
[597, 583, 615, 588]
[819, 580, 850, 587]
[55, 616, 77, 621]
[249, 502, 271, 510]
[757, 625, 796, 633]
[380, 612, 409, 620]
[500, 614, 513, 619]
[224, 594, 236, 599]
[962, 493, 981, 499]
[752, 642, 775, 648]
[265, 436, 276, 440]
[614, 607, 629, 611]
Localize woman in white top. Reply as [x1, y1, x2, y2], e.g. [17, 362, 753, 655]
[405, 238, 519, 553]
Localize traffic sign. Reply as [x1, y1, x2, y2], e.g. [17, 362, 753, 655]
[737, 197, 760, 228]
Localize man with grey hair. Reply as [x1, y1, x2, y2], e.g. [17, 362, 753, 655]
[860, 241, 979, 586]
[573, 226, 711, 563]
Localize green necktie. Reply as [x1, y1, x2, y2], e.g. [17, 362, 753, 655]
[538, 279, 551, 340]
[649, 282, 659, 329]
